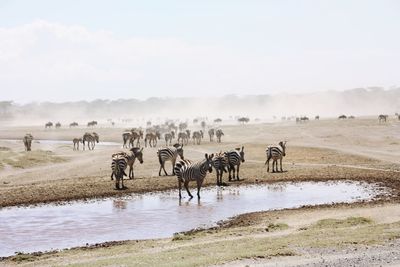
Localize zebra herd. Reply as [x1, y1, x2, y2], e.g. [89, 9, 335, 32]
[111, 140, 287, 199]
[72, 132, 99, 150]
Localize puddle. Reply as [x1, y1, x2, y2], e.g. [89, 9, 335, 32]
[0, 139, 119, 146]
[0, 181, 385, 257]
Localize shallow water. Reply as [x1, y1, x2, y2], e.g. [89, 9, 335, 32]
[0, 181, 383, 257]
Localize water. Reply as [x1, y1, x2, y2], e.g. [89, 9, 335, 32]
[0, 139, 119, 146]
[0, 181, 383, 257]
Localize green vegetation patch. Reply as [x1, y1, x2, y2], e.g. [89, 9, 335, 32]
[312, 217, 373, 229]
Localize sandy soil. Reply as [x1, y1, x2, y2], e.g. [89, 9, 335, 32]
[1, 117, 400, 266]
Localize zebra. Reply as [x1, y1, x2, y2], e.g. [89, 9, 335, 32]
[216, 129, 224, 143]
[164, 131, 175, 146]
[212, 152, 229, 186]
[122, 132, 132, 148]
[111, 154, 128, 190]
[177, 132, 189, 145]
[45, 122, 53, 128]
[378, 114, 388, 123]
[111, 147, 144, 180]
[72, 138, 82, 150]
[55, 122, 61, 128]
[192, 130, 203, 145]
[338, 115, 347, 120]
[129, 130, 143, 147]
[69, 122, 78, 127]
[82, 132, 99, 150]
[265, 141, 287, 173]
[87, 121, 97, 127]
[23, 134, 33, 151]
[208, 128, 215, 142]
[157, 143, 184, 176]
[174, 153, 214, 199]
[144, 131, 161, 147]
[225, 146, 245, 181]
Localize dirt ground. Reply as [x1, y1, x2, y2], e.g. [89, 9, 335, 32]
[1, 116, 400, 266]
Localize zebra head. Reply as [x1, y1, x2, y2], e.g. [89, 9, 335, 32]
[205, 153, 214, 173]
[93, 132, 99, 143]
[131, 147, 144, 164]
[240, 146, 245, 162]
[279, 141, 287, 156]
[176, 145, 184, 160]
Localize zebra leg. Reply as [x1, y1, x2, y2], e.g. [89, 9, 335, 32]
[236, 164, 240, 180]
[129, 164, 133, 179]
[184, 180, 193, 198]
[196, 179, 204, 199]
[178, 179, 182, 199]
[228, 165, 232, 181]
[115, 178, 119, 190]
[232, 166, 236, 180]
[111, 172, 114, 181]
[121, 177, 125, 189]
[172, 160, 176, 175]
[280, 158, 283, 172]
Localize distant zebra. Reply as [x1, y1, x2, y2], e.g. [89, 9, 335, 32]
[177, 132, 189, 145]
[174, 153, 214, 199]
[55, 122, 61, 128]
[192, 130, 203, 145]
[225, 146, 245, 181]
[87, 121, 97, 127]
[82, 132, 99, 150]
[164, 131, 175, 146]
[212, 152, 229, 186]
[45, 122, 53, 128]
[216, 129, 224, 143]
[208, 128, 215, 142]
[69, 122, 78, 128]
[111, 154, 128, 190]
[111, 147, 144, 180]
[378, 114, 388, 123]
[122, 132, 132, 148]
[265, 141, 287, 173]
[145, 131, 161, 147]
[315, 115, 320, 120]
[157, 143, 184, 176]
[72, 138, 82, 150]
[129, 130, 143, 147]
[338, 115, 347, 120]
[23, 134, 33, 151]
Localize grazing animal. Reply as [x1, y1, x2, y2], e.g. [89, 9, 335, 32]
[192, 130, 203, 145]
[23, 134, 33, 151]
[72, 138, 82, 150]
[45, 122, 53, 128]
[216, 129, 224, 143]
[55, 122, 61, 128]
[212, 152, 229, 186]
[177, 132, 189, 145]
[82, 132, 99, 150]
[144, 131, 161, 147]
[157, 143, 184, 176]
[164, 131, 175, 146]
[87, 121, 97, 127]
[265, 141, 287, 173]
[129, 130, 143, 147]
[338, 115, 347, 120]
[111, 147, 144, 180]
[208, 128, 215, 142]
[225, 146, 245, 181]
[378, 114, 388, 123]
[69, 122, 79, 127]
[111, 154, 128, 190]
[174, 153, 214, 199]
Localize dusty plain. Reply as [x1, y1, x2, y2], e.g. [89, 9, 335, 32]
[1, 116, 400, 266]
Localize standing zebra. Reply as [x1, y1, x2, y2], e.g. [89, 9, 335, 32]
[69, 122, 79, 127]
[208, 128, 215, 142]
[111, 147, 144, 180]
[378, 114, 388, 123]
[225, 146, 245, 181]
[23, 134, 33, 151]
[145, 131, 161, 147]
[55, 122, 61, 128]
[216, 129, 224, 143]
[164, 131, 175, 146]
[174, 153, 214, 199]
[111, 154, 128, 190]
[212, 152, 229, 186]
[45, 122, 53, 128]
[72, 138, 82, 150]
[177, 132, 189, 145]
[192, 130, 203, 145]
[157, 143, 184, 176]
[82, 132, 99, 150]
[265, 141, 287, 173]
[129, 130, 143, 147]
[122, 132, 132, 148]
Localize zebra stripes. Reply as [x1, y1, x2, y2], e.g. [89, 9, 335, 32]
[212, 152, 228, 186]
[216, 129, 224, 143]
[225, 146, 245, 181]
[157, 144, 184, 176]
[82, 132, 99, 150]
[145, 131, 161, 147]
[265, 141, 286, 172]
[177, 132, 189, 145]
[111, 147, 144, 180]
[208, 128, 215, 142]
[174, 153, 214, 199]
[111, 154, 128, 189]
[378, 114, 388, 123]
[23, 134, 33, 151]
[72, 138, 82, 150]
[192, 130, 203, 145]
[164, 131, 175, 146]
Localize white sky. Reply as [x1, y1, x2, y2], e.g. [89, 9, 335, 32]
[0, 0, 399, 103]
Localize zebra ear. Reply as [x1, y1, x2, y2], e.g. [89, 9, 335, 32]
[210, 153, 214, 159]
[205, 153, 208, 159]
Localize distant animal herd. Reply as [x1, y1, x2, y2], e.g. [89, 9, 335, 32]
[21, 114, 400, 198]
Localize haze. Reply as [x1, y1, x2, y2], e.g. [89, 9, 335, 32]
[0, 0, 399, 103]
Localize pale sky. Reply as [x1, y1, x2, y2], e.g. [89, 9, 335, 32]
[0, 0, 399, 103]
